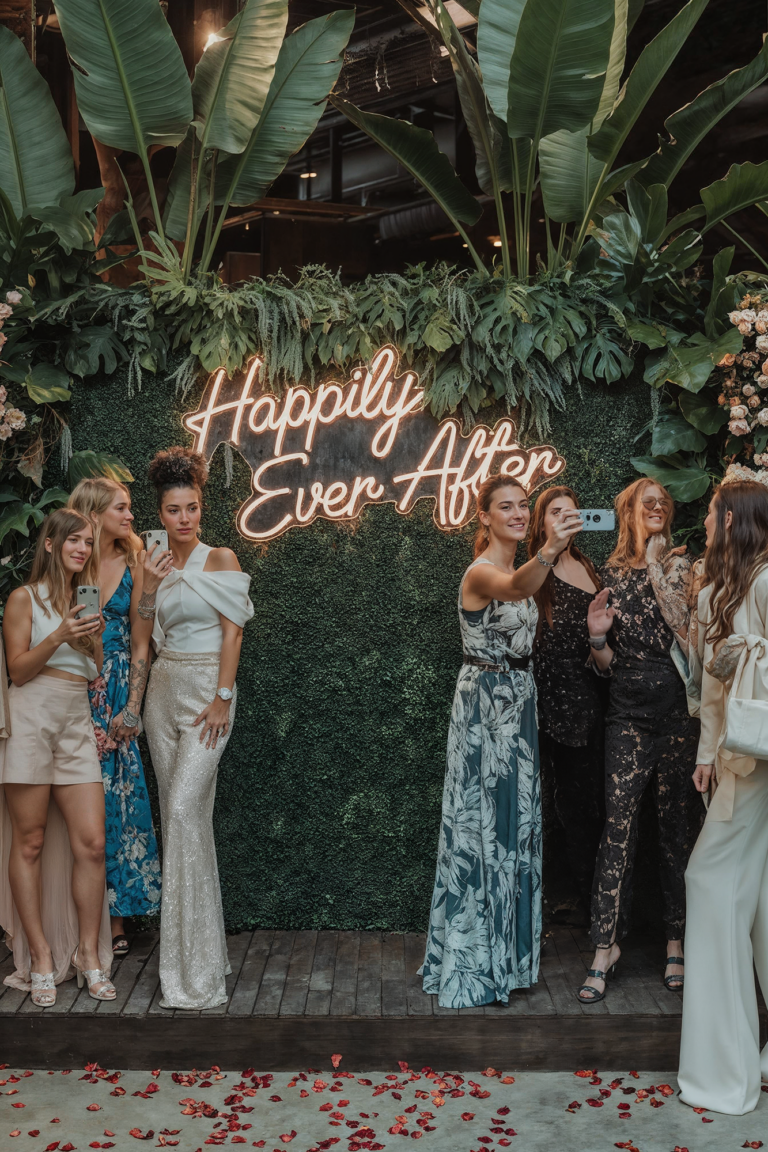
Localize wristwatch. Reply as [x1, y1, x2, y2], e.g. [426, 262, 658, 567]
[217, 687, 234, 702]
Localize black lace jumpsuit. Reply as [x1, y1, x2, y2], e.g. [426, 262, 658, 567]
[590, 565, 702, 948]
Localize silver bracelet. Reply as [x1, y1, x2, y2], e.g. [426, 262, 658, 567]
[122, 707, 140, 728]
[588, 634, 608, 650]
[536, 549, 555, 568]
[137, 604, 156, 620]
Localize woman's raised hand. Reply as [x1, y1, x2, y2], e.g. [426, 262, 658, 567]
[542, 508, 584, 561]
[142, 543, 174, 594]
[588, 587, 615, 637]
[54, 604, 102, 646]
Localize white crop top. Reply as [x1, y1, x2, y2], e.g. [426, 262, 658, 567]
[26, 584, 97, 680]
[152, 542, 254, 654]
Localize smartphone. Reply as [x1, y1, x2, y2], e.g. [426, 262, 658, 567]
[579, 509, 616, 531]
[144, 529, 168, 553]
[76, 585, 100, 618]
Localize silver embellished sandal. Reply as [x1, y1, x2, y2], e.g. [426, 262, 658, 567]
[71, 948, 116, 1001]
[30, 971, 57, 1008]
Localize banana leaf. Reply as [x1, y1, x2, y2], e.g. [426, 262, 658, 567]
[703, 245, 734, 338]
[54, 0, 192, 152]
[0, 25, 74, 213]
[588, 0, 709, 166]
[594, 0, 629, 128]
[331, 99, 482, 227]
[191, 0, 289, 155]
[701, 160, 768, 233]
[506, 0, 615, 141]
[539, 128, 603, 223]
[164, 127, 209, 243]
[640, 41, 768, 189]
[475, 0, 527, 123]
[216, 12, 354, 207]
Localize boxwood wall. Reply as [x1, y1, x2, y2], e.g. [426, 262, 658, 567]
[70, 362, 651, 931]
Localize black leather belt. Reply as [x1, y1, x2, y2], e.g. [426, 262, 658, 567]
[463, 654, 531, 673]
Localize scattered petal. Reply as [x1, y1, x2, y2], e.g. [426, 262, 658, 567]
[87, 1104, 101, 1111]
[331, 1055, 342, 1069]
[657, 1084, 675, 1097]
[9, 1132, 20, 1139]
[586, 1098, 603, 1108]
[461, 1113, 475, 1121]
[278, 1133, 297, 1144]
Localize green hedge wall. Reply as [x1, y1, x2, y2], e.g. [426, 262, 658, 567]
[70, 363, 651, 931]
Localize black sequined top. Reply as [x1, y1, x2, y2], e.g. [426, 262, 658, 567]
[533, 574, 608, 747]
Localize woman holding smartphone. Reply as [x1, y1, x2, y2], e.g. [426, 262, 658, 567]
[577, 479, 701, 1004]
[421, 473, 583, 1008]
[142, 447, 253, 1010]
[68, 478, 172, 956]
[0, 509, 114, 1004]
[679, 476, 768, 1116]
[529, 487, 607, 923]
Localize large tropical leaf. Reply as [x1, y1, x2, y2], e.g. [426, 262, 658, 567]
[331, 98, 482, 228]
[191, 0, 289, 155]
[164, 128, 207, 243]
[640, 42, 768, 189]
[588, 0, 709, 166]
[0, 25, 74, 213]
[701, 160, 768, 233]
[679, 388, 729, 435]
[539, 128, 602, 222]
[703, 244, 734, 338]
[630, 455, 711, 502]
[651, 409, 707, 454]
[217, 12, 354, 206]
[53, 0, 192, 152]
[506, 0, 615, 141]
[475, 0, 527, 123]
[594, 0, 629, 128]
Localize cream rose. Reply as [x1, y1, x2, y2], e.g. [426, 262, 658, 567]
[743, 384, 756, 396]
[717, 352, 737, 368]
[742, 309, 758, 323]
[729, 418, 750, 435]
[729, 310, 744, 325]
[739, 322, 754, 335]
[758, 409, 768, 426]
[730, 404, 749, 419]
[5, 291, 21, 306]
[756, 334, 768, 352]
[0, 303, 11, 320]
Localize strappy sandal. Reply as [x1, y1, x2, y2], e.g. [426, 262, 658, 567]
[664, 955, 684, 990]
[111, 934, 129, 958]
[30, 972, 57, 1008]
[577, 963, 618, 1004]
[72, 947, 116, 1001]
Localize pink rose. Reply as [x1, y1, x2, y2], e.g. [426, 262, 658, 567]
[5, 291, 21, 306]
[729, 418, 750, 435]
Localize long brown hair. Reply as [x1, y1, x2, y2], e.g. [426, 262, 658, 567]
[703, 480, 768, 646]
[68, 476, 142, 566]
[27, 509, 99, 654]
[473, 473, 527, 558]
[528, 485, 601, 632]
[607, 477, 674, 570]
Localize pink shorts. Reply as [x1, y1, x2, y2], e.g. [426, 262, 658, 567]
[0, 674, 101, 786]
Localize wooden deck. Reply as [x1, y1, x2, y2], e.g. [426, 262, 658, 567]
[1, 927, 764, 1070]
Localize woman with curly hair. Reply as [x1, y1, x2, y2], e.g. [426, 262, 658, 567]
[142, 447, 253, 1010]
[68, 477, 171, 956]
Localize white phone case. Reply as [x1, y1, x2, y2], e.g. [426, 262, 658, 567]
[579, 509, 616, 531]
[76, 585, 100, 617]
[145, 530, 168, 553]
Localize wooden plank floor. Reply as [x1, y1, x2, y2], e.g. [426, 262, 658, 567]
[1, 927, 764, 1071]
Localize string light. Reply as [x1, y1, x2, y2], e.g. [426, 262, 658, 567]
[299, 171, 317, 179]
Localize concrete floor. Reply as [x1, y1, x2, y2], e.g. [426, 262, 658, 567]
[1, 1065, 766, 1152]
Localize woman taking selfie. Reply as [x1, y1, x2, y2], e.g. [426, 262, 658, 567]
[529, 487, 607, 923]
[68, 477, 171, 956]
[142, 447, 253, 1010]
[0, 509, 114, 1004]
[577, 479, 701, 1004]
[421, 473, 583, 1008]
[679, 475, 768, 1116]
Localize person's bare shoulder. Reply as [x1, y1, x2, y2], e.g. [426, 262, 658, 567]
[204, 547, 242, 573]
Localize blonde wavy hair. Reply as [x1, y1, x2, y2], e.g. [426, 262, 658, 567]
[28, 509, 100, 655]
[606, 477, 674, 570]
[68, 476, 143, 566]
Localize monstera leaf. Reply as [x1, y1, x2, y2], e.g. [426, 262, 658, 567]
[68, 450, 134, 488]
[631, 455, 711, 502]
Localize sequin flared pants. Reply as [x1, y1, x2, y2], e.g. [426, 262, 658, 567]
[144, 651, 236, 1010]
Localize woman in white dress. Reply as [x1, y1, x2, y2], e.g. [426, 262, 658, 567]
[142, 447, 253, 1010]
[678, 473, 768, 1115]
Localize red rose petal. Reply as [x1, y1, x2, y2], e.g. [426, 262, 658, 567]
[9, 1132, 20, 1139]
[575, 1069, 597, 1078]
[657, 1084, 675, 1097]
[331, 1055, 342, 1069]
[586, 1098, 603, 1108]
[702, 1117, 714, 1123]
[87, 1104, 101, 1111]
[279, 1133, 297, 1144]
[45, 1143, 60, 1151]
[461, 1113, 475, 1121]
[629, 1071, 639, 1079]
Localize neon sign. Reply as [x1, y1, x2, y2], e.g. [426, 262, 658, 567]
[182, 345, 566, 541]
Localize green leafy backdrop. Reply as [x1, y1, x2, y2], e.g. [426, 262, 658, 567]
[70, 356, 651, 930]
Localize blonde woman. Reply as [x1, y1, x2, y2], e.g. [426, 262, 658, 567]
[69, 478, 172, 956]
[577, 479, 702, 1003]
[0, 510, 114, 1004]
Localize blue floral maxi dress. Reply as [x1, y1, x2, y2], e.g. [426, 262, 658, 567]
[421, 557, 543, 1008]
[88, 567, 162, 917]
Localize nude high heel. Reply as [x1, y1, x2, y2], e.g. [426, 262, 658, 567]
[72, 947, 116, 1001]
[30, 972, 57, 1008]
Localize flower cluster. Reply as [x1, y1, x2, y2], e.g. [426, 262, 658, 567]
[0, 291, 26, 443]
[718, 296, 768, 459]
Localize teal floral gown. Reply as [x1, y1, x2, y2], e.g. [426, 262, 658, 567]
[421, 557, 543, 1008]
[88, 567, 162, 917]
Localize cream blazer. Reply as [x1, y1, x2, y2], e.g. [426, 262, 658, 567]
[697, 566, 768, 821]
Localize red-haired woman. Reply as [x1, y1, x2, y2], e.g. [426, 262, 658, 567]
[529, 487, 607, 923]
[421, 473, 582, 1008]
[577, 479, 702, 1003]
[679, 476, 768, 1115]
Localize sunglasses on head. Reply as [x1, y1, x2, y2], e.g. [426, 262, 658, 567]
[640, 496, 671, 511]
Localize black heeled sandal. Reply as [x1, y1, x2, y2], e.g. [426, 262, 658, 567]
[664, 955, 684, 990]
[111, 935, 129, 958]
[577, 962, 618, 1005]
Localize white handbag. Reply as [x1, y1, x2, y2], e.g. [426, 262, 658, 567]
[722, 696, 768, 760]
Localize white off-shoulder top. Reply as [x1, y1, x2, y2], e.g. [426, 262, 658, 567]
[26, 583, 97, 680]
[152, 541, 254, 654]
